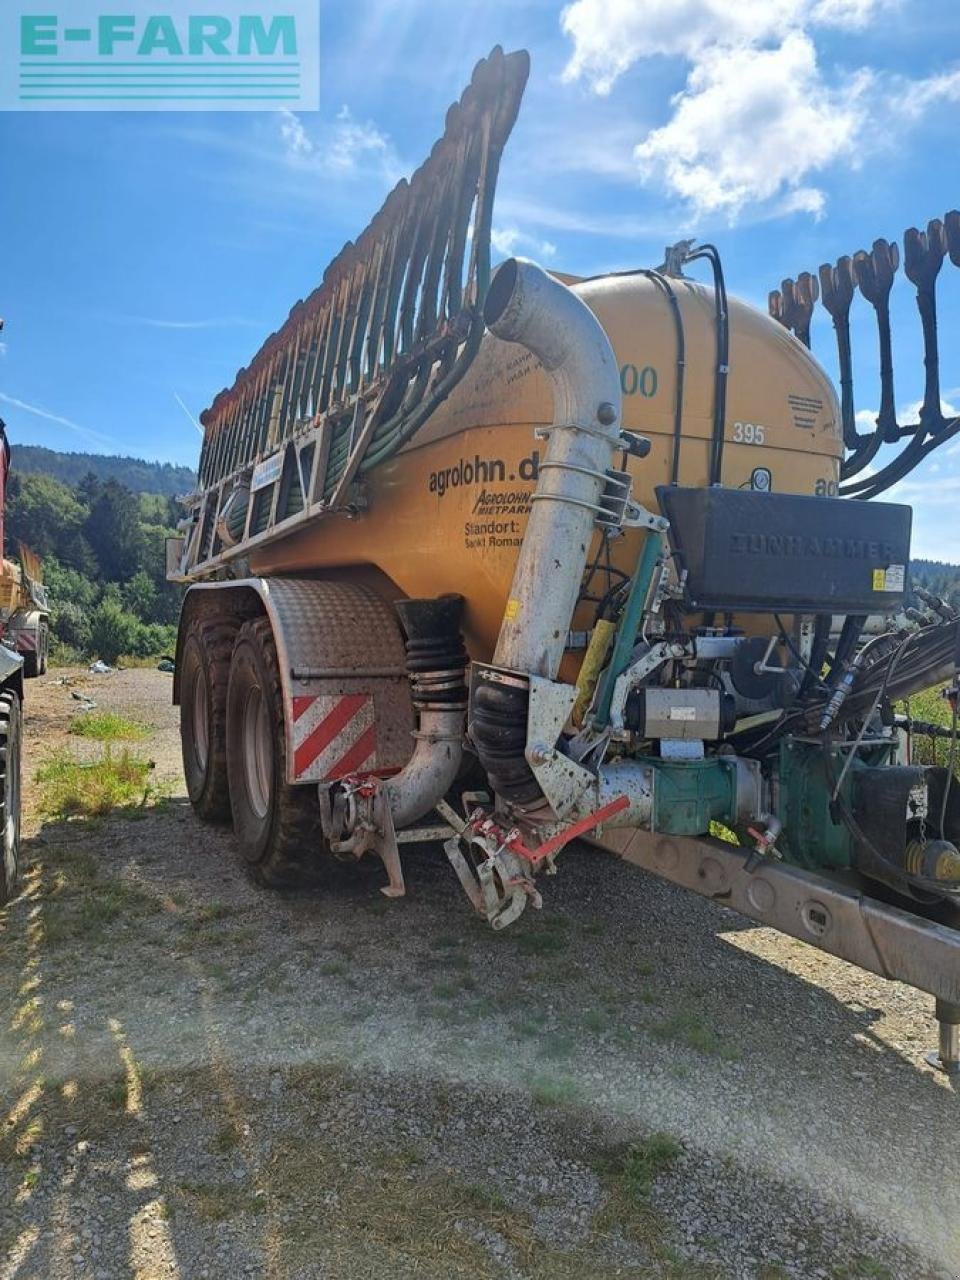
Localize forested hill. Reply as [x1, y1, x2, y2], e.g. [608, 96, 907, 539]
[911, 559, 960, 604]
[11, 444, 195, 497]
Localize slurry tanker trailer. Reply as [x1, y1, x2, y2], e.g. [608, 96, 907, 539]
[169, 48, 960, 1072]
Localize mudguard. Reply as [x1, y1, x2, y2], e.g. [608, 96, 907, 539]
[176, 578, 415, 786]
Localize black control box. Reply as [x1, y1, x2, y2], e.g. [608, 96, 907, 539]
[656, 486, 912, 614]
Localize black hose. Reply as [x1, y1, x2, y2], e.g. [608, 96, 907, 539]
[795, 614, 833, 699]
[636, 270, 687, 485]
[469, 674, 543, 806]
[394, 594, 468, 709]
[685, 246, 729, 486]
[842, 415, 960, 498]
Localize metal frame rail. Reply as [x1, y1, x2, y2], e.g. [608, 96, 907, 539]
[172, 46, 529, 582]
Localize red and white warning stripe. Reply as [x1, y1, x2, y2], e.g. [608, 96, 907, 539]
[9, 629, 37, 651]
[291, 693, 377, 781]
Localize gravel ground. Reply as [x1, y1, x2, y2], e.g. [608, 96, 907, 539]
[1, 665, 958, 1280]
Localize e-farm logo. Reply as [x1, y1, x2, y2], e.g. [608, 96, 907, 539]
[1, 1, 319, 110]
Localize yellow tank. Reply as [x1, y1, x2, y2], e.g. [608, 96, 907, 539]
[251, 272, 842, 661]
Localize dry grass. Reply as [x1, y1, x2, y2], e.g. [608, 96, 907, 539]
[261, 1124, 653, 1280]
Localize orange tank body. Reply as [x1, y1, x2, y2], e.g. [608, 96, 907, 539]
[249, 273, 842, 661]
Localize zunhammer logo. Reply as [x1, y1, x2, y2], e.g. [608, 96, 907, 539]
[729, 532, 896, 561]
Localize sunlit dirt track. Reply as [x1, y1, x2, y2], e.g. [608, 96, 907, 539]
[1, 667, 957, 1280]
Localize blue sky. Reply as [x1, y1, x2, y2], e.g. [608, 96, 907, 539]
[2, 0, 960, 555]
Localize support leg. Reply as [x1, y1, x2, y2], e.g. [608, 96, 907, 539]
[926, 998, 960, 1076]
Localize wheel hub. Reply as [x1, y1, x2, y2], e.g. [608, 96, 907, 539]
[242, 685, 272, 819]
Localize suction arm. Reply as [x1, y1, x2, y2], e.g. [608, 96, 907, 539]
[483, 258, 623, 678]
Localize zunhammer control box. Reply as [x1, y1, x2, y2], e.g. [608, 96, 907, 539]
[656, 486, 912, 614]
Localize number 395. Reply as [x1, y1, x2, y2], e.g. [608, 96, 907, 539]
[731, 421, 765, 444]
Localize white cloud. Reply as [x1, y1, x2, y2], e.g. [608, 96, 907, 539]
[491, 226, 557, 261]
[328, 105, 394, 177]
[859, 398, 960, 433]
[887, 472, 960, 506]
[901, 396, 960, 423]
[810, 0, 899, 28]
[112, 315, 256, 331]
[895, 66, 960, 120]
[279, 109, 312, 159]
[0, 342, 6, 358]
[559, 0, 919, 222]
[560, 0, 807, 95]
[278, 106, 401, 184]
[495, 194, 674, 241]
[855, 408, 878, 432]
[634, 34, 869, 220]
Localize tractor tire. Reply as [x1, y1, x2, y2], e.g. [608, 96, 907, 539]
[225, 616, 322, 887]
[22, 651, 38, 679]
[0, 690, 23, 907]
[180, 615, 234, 823]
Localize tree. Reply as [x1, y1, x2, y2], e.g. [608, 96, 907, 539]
[88, 600, 140, 663]
[51, 601, 92, 653]
[42, 557, 99, 610]
[122, 569, 157, 620]
[76, 470, 102, 508]
[6, 472, 86, 562]
[83, 480, 144, 583]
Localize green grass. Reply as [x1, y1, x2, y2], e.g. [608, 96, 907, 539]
[581, 1009, 609, 1034]
[515, 922, 569, 957]
[537, 1031, 576, 1061]
[69, 711, 149, 742]
[831, 1260, 894, 1280]
[591, 1133, 684, 1260]
[188, 902, 239, 927]
[899, 684, 958, 767]
[116, 652, 176, 669]
[36, 750, 159, 820]
[618, 1134, 683, 1200]
[213, 1124, 241, 1153]
[651, 1009, 739, 1061]
[101, 1075, 129, 1111]
[429, 933, 463, 950]
[431, 975, 477, 999]
[530, 1073, 580, 1106]
[514, 1012, 549, 1039]
[44, 871, 161, 946]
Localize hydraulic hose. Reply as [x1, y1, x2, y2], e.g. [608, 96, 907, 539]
[386, 595, 468, 828]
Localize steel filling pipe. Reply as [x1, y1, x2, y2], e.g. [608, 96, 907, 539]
[385, 708, 464, 828]
[483, 258, 623, 678]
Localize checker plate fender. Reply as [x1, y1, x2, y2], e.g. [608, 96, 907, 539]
[179, 578, 414, 784]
